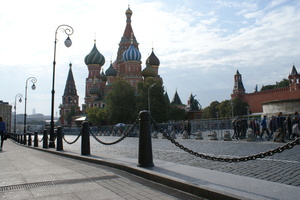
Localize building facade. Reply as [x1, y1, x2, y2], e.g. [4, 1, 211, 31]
[60, 63, 81, 126]
[83, 6, 162, 110]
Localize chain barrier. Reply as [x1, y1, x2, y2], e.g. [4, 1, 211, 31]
[90, 121, 138, 145]
[63, 130, 82, 145]
[38, 136, 44, 142]
[150, 116, 300, 162]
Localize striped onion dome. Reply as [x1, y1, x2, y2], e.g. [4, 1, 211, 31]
[101, 70, 107, 82]
[122, 44, 141, 61]
[84, 43, 105, 66]
[146, 50, 160, 66]
[142, 61, 156, 77]
[105, 61, 117, 76]
[89, 84, 100, 95]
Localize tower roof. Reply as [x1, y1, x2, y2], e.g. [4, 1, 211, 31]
[115, 6, 138, 62]
[291, 64, 298, 76]
[146, 49, 160, 67]
[84, 42, 105, 66]
[63, 63, 78, 96]
[142, 61, 156, 77]
[123, 43, 141, 61]
[101, 69, 107, 82]
[105, 61, 117, 76]
[171, 90, 183, 105]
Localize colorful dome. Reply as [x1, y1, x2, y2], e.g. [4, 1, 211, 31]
[123, 44, 141, 61]
[89, 84, 100, 95]
[142, 61, 156, 77]
[146, 50, 160, 66]
[84, 43, 105, 66]
[101, 70, 107, 82]
[105, 61, 117, 76]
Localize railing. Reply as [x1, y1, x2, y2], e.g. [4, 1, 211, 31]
[7, 111, 300, 167]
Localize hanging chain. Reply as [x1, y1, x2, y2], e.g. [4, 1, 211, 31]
[90, 121, 138, 145]
[63, 130, 82, 145]
[150, 116, 299, 162]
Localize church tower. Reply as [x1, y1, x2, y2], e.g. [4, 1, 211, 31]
[288, 64, 300, 91]
[114, 6, 139, 77]
[60, 63, 80, 126]
[84, 40, 106, 109]
[232, 70, 245, 96]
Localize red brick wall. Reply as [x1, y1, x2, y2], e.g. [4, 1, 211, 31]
[236, 87, 300, 113]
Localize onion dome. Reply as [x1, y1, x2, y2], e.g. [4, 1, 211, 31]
[123, 44, 141, 61]
[101, 69, 107, 82]
[84, 42, 105, 66]
[126, 6, 132, 15]
[89, 84, 100, 95]
[142, 60, 156, 77]
[146, 49, 160, 66]
[105, 61, 117, 76]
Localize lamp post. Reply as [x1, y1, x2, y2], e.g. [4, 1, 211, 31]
[148, 83, 156, 113]
[14, 94, 22, 134]
[50, 24, 74, 148]
[231, 100, 234, 119]
[24, 77, 37, 134]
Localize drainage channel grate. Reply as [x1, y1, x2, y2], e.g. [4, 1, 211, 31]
[0, 175, 119, 192]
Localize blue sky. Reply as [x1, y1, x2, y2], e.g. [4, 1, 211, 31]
[1, 0, 300, 116]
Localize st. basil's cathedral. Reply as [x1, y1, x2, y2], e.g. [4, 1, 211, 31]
[60, 6, 171, 126]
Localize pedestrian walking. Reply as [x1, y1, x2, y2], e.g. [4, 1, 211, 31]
[286, 114, 293, 139]
[269, 115, 277, 140]
[0, 116, 7, 152]
[260, 115, 270, 140]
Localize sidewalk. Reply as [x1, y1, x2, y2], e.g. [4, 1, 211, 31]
[1, 140, 300, 200]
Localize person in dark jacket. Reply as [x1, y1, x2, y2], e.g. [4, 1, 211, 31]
[0, 116, 7, 151]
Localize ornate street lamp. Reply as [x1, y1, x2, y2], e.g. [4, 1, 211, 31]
[14, 94, 22, 134]
[148, 83, 156, 113]
[50, 24, 74, 148]
[24, 77, 37, 134]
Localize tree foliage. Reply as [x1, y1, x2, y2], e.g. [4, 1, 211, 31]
[105, 79, 137, 124]
[136, 78, 169, 122]
[85, 107, 108, 127]
[201, 97, 249, 119]
[260, 78, 289, 91]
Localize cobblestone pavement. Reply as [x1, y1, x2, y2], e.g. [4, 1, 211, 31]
[62, 132, 300, 187]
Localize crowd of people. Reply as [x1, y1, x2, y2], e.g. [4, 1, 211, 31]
[232, 112, 300, 141]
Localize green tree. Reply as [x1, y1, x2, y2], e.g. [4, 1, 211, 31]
[136, 78, 169, 122]
[85, 107, 108, 127]
[201, 101, 220, 119]
[232, 96, 249, 116]
[106, 79, 137, 124]
[167, 105, 186, 120]
[260, 78, 289, 91]
[217, 100, 232, 118]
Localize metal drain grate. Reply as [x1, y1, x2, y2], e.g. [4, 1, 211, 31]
[0, 175, 119, 192]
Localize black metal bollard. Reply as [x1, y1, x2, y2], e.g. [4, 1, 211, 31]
[138, 110, 154, 167]
[28, 133, 32, 146]
[23, 134, 27, 145]
[20, 135, 23, 144]
[43, 129, 48, 149]
[34, 132, 38, 147]
[17, 135, 20, 143]
[81, 121, 90, 155]
[56, 127, 63, 151]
